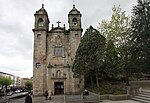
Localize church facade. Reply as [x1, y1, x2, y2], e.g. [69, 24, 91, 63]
[33, 4, 84, 95]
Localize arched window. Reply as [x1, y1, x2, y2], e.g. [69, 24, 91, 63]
[38, 18, 44, 26]
[72, 18, 78, 25]
[37, 34, 41, 39]
[56, 70, 61, 78]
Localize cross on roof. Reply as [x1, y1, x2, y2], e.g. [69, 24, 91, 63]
[42, 0, 44, 8]
[73, 0, 76, 6]
[57, 21, 61, 27]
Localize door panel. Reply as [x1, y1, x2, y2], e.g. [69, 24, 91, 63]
[54, 82, 64, 95]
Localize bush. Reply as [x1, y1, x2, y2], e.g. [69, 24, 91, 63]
[112, 88, 127, 95]
[88, 82, 127, 95]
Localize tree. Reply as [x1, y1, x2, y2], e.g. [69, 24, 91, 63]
[104, 40, 121, 79]
[98, 5, 132, 85]
[131, 0, 150, 73]
[25, 81, 33, 91]
[0, 77, 13, 93]
[73, 26, 106, 90]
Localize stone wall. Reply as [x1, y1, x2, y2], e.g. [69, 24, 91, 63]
[130, 80, 150, 90]
[33, 5, 83, 96]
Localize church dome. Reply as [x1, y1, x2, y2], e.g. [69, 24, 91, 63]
[69, 5, 81, 15]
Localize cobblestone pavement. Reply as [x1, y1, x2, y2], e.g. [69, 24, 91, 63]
[9, 95, 140, 103]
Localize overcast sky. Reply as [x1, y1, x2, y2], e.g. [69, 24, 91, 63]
[0, 0, 137, 78]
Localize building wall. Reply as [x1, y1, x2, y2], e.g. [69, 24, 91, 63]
[0, 72, 21, 87]
[33, 5, 84, 96]
[16, 76, 21, 86]
[20, 78, 31, 87]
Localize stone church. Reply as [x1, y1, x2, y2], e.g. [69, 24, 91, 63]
[32, 4, 84, 95]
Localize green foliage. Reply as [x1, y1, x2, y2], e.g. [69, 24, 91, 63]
[131, 0, 150, 73]
[0, 77, 13, 87]
[98, 5, 131, 47]
[25, 80, 33, 90]
[88, 83, 127, 95]
[72, 26, 106, 89]
[98, 5, 132, 85]
[73, 26, 106, 76]
[104, 40, 121, 78]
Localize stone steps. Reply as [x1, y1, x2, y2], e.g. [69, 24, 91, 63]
[138, 94, 150, 98]
[132, 90, 150, 103]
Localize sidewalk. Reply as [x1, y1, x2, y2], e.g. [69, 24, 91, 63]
[102, 100, 140, 103]
[10, 95, 64, 103]
[10, 95, 140, 103]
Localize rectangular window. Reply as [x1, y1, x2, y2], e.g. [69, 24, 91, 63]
[54, 47, 63, 57]
[36, 63, 41, 69]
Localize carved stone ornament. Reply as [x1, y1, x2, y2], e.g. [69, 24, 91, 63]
[48, 63, 53, 68]
[55, 35, 62, 47]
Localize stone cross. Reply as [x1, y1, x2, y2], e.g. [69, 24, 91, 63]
[42, 0, 44, 8]
[57, 21, 61, 27]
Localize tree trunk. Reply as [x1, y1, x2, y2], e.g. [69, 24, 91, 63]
[90, 73, 94, 91]
[95, 68, 101, 102]
[125, 67, 130, 86]
[5, 86, 7, 92]
[95, 68, 100, 94]
[125, 52, 130, 86]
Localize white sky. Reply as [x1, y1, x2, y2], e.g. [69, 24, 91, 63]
[0, 0, 137, 78]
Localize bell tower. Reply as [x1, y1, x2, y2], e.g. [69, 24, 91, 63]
[68, 5, 84, 93]
[68, 4, 82, 30]
[33, 4, 50, 95]
[68, 4, 82, 64]
[34, 4, 50, 31]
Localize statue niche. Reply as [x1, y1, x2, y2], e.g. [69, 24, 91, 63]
[55, 35, 62, 47]
[56, 70, 61, 78]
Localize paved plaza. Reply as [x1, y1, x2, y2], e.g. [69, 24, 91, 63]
[10, 95, 64, 103]
[8, 95, 140, 103]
